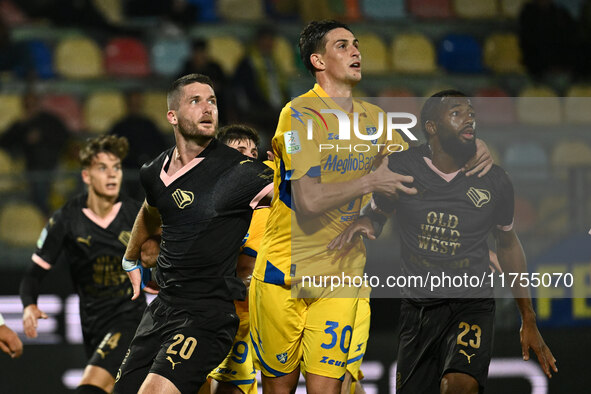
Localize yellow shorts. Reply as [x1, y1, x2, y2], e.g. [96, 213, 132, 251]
[346, 297, 371, 381]
[249, 278, 358, 379]
[207, 300, 257, 394]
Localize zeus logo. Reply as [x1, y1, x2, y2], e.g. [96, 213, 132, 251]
[307, 109, 419, 142]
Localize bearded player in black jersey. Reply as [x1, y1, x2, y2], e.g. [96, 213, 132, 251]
[113, 74, 274, 394]
[20, 135, 147, 394]
[331, 90, 557, 394]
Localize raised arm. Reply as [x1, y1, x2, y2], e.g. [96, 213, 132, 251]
[494, 228, 558, 378]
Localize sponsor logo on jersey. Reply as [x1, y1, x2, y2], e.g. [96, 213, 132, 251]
[76, 235, 91, 246]
[459, 349, 476, 364]
[172, 189, 194, 209]
[167, 356, 182, 370]
[118, 231, 131, 247]
[323, 153, 374, 174]
[466, 187, 491, 208]
[276, 352, 288, 364]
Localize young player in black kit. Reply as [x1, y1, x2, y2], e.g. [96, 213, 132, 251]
[113, 74, 274, 394]
[20, 135, 147, 394]
[332, 90, 557, 394]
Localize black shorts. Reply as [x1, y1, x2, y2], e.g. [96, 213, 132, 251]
[396, 299, 495, 394]
[87, 322, 140, 378]
[113, 297, 239, 394]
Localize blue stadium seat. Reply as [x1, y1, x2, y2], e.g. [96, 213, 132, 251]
[151, 37, 190, 77]
[25, 40, 54, 79]
[437, 34, 483, 73]
[503, 142, 549, 180]
[361, 0, 405, 19]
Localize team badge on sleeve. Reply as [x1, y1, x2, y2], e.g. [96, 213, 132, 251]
[284, 131, 301, 154]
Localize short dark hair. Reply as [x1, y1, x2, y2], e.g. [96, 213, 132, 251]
[79, 134, 129, 167]
[217, 124, 260, 147]
[420, 89, 467, 138]
[167, 73, 214, 110]
[299, 20, 352, 76]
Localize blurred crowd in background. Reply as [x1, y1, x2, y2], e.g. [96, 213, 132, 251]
[0, 0, 590, 262]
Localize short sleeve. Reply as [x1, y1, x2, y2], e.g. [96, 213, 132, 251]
[33, 210, 68, 269]
[493, 169, 515, 230]
[220, 160, 274, 211]
[275, 102, 322, 181]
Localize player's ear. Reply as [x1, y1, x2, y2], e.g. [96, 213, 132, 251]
[81, 168, 90, 185]
[310, 53, 325, 72]
[167, 110, 178, 125]
[425, 120, 437, 137]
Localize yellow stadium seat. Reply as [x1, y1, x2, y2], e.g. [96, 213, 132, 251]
[483, 33, 524, 74]
[273, 35, 296, 76]
[564, 85, 591, 124]
[391, 33, 436, 74]
[208, 36, 245, 75]
[217, 0, 264, 20]
[551, 140, 591, 168]
[83, 92, 125, 134]
[55, 36, 103, 79]
[0, 94, 23, 133]
[356, 33, 388, 74]
[453, 0, 498, 18]
[0, 201, 46, 247]
[499, 0, 528, 18]
[142, 91, 171, 133]
[517, 86, 561, 125]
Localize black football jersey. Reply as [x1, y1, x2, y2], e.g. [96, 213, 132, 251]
[140, 139, 274, 310]
[378, 144, 514, 302]
[34, 194, 146, 340]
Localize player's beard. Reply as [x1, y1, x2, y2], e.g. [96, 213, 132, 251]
[178, 116, 216, 140]
[439, 131, 476, 168]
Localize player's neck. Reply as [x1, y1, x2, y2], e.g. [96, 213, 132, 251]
[174, 135, 212, 165]
[429, 142, 461, 174]
[317, 77, 354, 112]
[86, 191, 117, 218]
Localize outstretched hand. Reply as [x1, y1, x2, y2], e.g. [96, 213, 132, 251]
[22, 304, 48, 339]
[520, 321, 558, 378]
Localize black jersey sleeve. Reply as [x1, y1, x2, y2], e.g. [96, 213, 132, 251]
[19, 264, 49, 307]
[34, 208, 68, 267]
[219, 159, 274, 211]
[493, 168, 515, 228]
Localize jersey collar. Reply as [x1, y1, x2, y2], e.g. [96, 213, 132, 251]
[311, 83, 368, 116]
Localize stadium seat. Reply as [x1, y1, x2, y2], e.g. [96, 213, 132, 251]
[0, 201, 46, 247]
[551, 140, 591, 180]
[91, 0, 124, 24]
[343, 0, 362, 21]
[187, 0, 219, 21]
[356, 33, 388, 74]
[40, 94, 83, 132]
[473, 88, 516, 124]
[408, 0, 453, 19]
[207, 36, 244, 75]
[483, 33, 524, 74]
[360, 0, 406, 20]
[391, 33, 437, 74]
[503, 142, 549, 179]
[437, 34, 483, 73]
[0, 148, 22, 193]
[376, 89, 420, 123]
[142, 91, 171, 133]
[83, 92, 126, 134]
[25, 40, 54, 79]
[0, 94, 23, 133]
[151, 37, 191, 77]
[499, 0, 528, 18]
[517, 86, 561, 125]
[564, 85, 591, 124]
[273, 35, 297, 76]
[453, 0, 498, 18]
[54, 36, 103, 79]
[104, 37, 150, 77]
[217, 0, 264, 20]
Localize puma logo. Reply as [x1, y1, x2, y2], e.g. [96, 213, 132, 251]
[240, 159, 253, 165]
[77, 236, 91, 246]
[167, 356, 181, 370]
[459, 350, 475, 364]
[96, 348, 109, 359]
